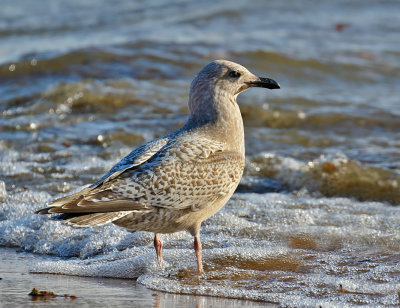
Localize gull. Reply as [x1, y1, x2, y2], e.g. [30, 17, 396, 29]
[36, 60, 280, 274]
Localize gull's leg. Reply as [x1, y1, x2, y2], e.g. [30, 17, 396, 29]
[154, 233, 163, 265]
[194, 234, 204, 275]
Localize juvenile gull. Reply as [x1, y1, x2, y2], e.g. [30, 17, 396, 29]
[36, 60, 280, 274]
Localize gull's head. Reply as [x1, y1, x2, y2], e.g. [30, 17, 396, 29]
[190, 60, 280, 103]
[187, 60, 280, 125]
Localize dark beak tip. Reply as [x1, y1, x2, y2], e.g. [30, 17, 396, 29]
[260, 77, 280, 90]
[249, 77, 280, 90]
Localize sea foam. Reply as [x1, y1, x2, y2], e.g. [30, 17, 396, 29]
[1, 187, 399, 306]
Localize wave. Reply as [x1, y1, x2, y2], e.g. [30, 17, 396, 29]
[246, 153, 400, 205]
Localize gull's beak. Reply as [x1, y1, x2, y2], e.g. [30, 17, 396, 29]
[248, 77, 280, 90]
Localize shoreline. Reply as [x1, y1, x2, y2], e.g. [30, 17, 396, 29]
[0, 247, 275, 307]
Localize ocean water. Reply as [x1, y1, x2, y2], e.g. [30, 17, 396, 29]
[1, 0, 399, 307]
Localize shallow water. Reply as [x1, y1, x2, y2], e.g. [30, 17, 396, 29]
[1, 248, 271, 308]
[1, 0, 400, 307]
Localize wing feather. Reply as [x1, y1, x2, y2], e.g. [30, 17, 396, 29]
[37, 135, 243, 216]
[64, 212, 132, 227]
[110, 137, 244, 211]
[38, 190, 153, 214]
[92, 136, 170, 186]
[37, 136, 169, 215]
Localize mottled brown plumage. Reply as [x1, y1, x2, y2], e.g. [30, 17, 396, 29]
[36, 60, 280, 274]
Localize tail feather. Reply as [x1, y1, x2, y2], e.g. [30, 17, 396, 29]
[35, 186, 145, 228]
[36, 187, 92, 214]
[62, 212, 131, 227]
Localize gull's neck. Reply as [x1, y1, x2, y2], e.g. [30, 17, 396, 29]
[185, 86, 245, 154]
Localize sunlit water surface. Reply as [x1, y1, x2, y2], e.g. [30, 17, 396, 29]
[1, 0, 399, 307]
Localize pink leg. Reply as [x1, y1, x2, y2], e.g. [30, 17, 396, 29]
[154, 233, 163, 265]
[194, 235, 204, 275]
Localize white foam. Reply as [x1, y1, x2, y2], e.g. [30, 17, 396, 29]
[1, 185, 400, 306]
[0, 181, 7, 201]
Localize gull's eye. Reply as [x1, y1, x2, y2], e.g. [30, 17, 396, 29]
[228, 71, 241, 78]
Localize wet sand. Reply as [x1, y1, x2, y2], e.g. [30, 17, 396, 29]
[0, 248, 275, 307]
